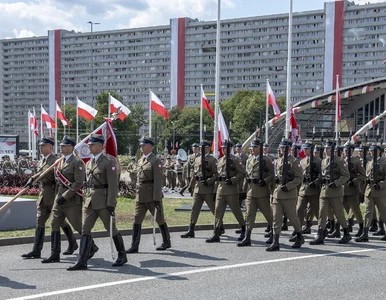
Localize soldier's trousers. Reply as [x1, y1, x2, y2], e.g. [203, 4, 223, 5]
[318, 196, 347, 229]
[167, 173, 176, 189]
[296, 194, 319, 226]
[272, 197, 301, 235]
[214, 194, 245, 229]
[177, 173, 184, 188]
[133, 201, 166, 226]
[51, 203, 82, 233]
[343, 194, 363, 223]
[36, 202, 69, 229]
[190, 193, 216, 225]
[305, 203, 315, 221]
[364, 196, 386, 228]
[82, 206, 119, 236]
[245, 196, 272, 231]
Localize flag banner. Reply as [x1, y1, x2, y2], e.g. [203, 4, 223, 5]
[267, 81, 281, 117]
[41, 106, 57, 129]
[109, 95, 131, 120]
[150, 91, 169, 119]
[212, 108, 229, 157]
[56, 102, 70, 126]
[77, 98, 98, 121]
[32, 107, 39, 136]
[201, 87, 214, 119]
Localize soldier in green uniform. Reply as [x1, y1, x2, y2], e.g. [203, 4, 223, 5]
[267, 139, 304, 251]
[164, 155, 176, 191]
[22, 137, 78, 259]
[42, 136, 85, 264]
[235, 143, 248, 207]
[237, 139, 274, 246]
[310, 140, 351, 245]
[181, 141, 218, 238]
[127, 157, 137, 184]
[355, 143, 386, 242]
[68, 134, 127, 270]
[18, 154, 30, 175]
[206, 141, 246, 243]
[296, 141, 322, 235]
[179, 143, 200, 196]
[175, 158, 184, 188]
[126, 137, 171, 253]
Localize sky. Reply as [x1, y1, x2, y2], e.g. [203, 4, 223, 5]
[0, 0, 385, 39]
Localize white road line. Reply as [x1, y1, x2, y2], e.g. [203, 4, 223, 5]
[8, 247, 386, 300]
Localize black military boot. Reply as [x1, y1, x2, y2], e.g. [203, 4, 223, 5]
[264, 224, 272, 238]
[206, 227, 221, 243]
[302, 220, 312, 234]
[327, 220, 335, 234]
[156, 223, 171, 250]
[339, 227, 352, 244]
[265, 230, 273, 244]
[373, 221, 385, 236]
[41, 231, 61, 263]
[235, 228, 242, 234]
[219, 225, 225, 236]
[126, 223, 141, 254]
[381, 234, 386, 241]
[310, 228, 325, 245]
[237, 225, 246, 241]
[180, 223, 195, 238]
[369, 219, 378, 232]
[328, 223, 341, 238]
[88, 239, 99, 259]
[266, 234, 280, 251]
[67, 235, 91, 271]
[326, 219, 332, 230]
[354, 223, 364, 238]
[21, 227, 45, 259]
[355, 227, 369, 242]
[291, 232, 305, 248]
[237, 230, 251, 247]
[289, 232, 297, 242]
[62, 225, 78, 255]
[282, 217, 288, 231]
[347, 218, 354, 233]
[112, 233, 128, 267]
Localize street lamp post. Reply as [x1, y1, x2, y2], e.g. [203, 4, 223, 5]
[87, 21, 100, 131]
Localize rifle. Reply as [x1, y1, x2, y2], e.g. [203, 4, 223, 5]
[226, 140, 231, 180]
[259, 140, 264, 181]
[281, 144, 289, 185]
[201, 143, 206, 181]
[329, 142, 336, 184]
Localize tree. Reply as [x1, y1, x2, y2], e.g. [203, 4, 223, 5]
[56, 104, 87, 142]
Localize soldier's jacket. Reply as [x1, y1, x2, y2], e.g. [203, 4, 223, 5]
[55, 154, 85, 207]
[182, 162, 189, 181]
[3, 160, 13, 171]
[364, 157, 386, 198]
[136, 153, 163, 203]
[32, 153, 57, 206]
[358, 156, 372, 193]
[320, 155, 349, 198]
[344, 156, 366, 195]
[245, 155, 274, 198]
[164, 160, 175, 174]
[84, 153, 118, 209]
[187, 153, 199, 178]
[193, 154, 218, 194]
[175, 162, 183, 174]
[216, 154, 246, 196]
[299, 156, 322, 197]
[235, 152, 248, 167]
[18, 159, 30, 172]
[273, 155, 303, 199]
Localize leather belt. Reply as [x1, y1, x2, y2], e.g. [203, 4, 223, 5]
[246, 178, 259, 184]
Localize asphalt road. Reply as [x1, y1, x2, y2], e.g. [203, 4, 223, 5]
[1, 226, 386, 300]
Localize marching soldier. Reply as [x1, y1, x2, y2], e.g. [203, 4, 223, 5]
[42, 136, 85, 264]
[3, 155, 13, 174]
[235, 143, 248, 206]
[22, 137, 78, 259]
[127, 157, 137, 184]
[206, 141, 246, 243]
[164, 155, 176, 191]
[310, 140, 351, 245]
[126, 137, 171, 253]
[237, 139, 274, 246]
[180, 143, 200, 196]
[175, 158, 184, 188]
[181, 141, 218, 238]
[355, 143, 386, 242]
[68, 134, 127, 270]
[296, 141, 322, 235]
[18, 154, 30, 175]
[267, 139, 304, 251]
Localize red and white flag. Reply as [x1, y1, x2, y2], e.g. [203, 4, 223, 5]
[56, 102, 70, 126]
[150, 91, 169, 119]
[77, 98, 98, 121]
[74, 120, 118, 164]
[290, 105, 298, 139]
[41, 106, 56, 129]
[30, 107, 39, 136]
[212, 107, 229, 157]
[201, 87, 214, 119]
[109, 95, 131, 121]
[267, 81, 281, 117]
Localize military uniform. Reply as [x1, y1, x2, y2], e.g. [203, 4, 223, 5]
[126, 137, 171, 253]
[175, 160, 184, 188]
[206, 141, 246, 243]
[235, 144, 248, 206]
[179, 145, 199, 196]
[18, 156, 30, 175]
[164, 157, 176, 190]
[127, 159, 137, 184]
[237, 139, 274, 247]
[181, 142, 218, 238]
[3, 158, 14, 174]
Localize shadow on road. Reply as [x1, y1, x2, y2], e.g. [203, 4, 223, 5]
[0, 276, 36, 290]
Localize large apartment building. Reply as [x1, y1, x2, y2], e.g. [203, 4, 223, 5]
[1, 0, 386, 143]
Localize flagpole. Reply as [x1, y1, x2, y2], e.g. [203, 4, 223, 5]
[149, 89, 152, 138]
[200, 84, 203, 142]
[40, 104, 43, 137]
[55, 102, 58, 154]
[108, 93, 111, 119]
[28, 110, 31, 157]
[285, 0, 293, 140]
[266, 79, 269, 143]
[213, 0, 221, 158]
[335, 75, 339, 141]
[63, 97, 66, 135]
[76, 97, 79, 143]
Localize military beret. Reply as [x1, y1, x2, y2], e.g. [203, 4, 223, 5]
[200, 141, 211, 147]
[279, 138, 292, 147]
[221, 140, 233, 148]
[140, 137, 154, 146]
[303, 140, 313, 149]
[235, 143, 242, 148]
[192, 143, 199, 148]
[314, 146, 321, 152]
[250, 139, 261, 147]
[87, 134, 104, 145]
[39, 137, 55, 146]
[263, 143, 269, 148]
[60, 136, 76, 147]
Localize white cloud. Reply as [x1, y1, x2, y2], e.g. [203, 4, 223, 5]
[12, 29, 36, 39]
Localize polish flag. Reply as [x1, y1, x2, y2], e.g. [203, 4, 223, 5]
[201, 87, 214, 119]
[211, 108, 229, 157]
[109, 95, 131, 121]
[150, 91, 169, 119]
[267, 81, 281, 117]
[77, 98, 98, 121]
[31, 107, 39, 136]
[56, 102, 70, 126]
[41, 106, 56, 129]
